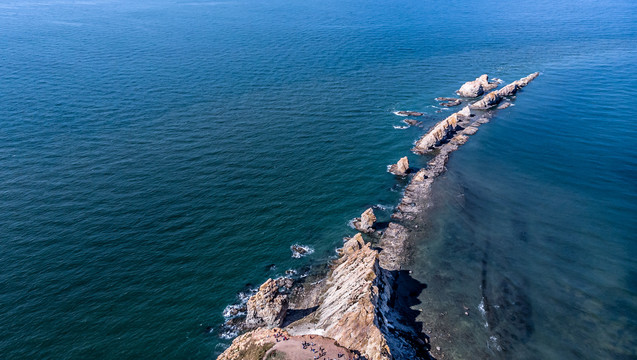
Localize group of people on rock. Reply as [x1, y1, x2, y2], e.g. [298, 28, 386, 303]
[273, 331, 288, 342]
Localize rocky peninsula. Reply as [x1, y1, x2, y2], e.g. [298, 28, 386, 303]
[216, 72, 540, 360]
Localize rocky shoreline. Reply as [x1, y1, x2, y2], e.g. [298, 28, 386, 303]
[216, 72, 539, 360]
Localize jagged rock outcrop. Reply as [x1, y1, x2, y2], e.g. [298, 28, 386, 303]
[313, 243, 392, 360]
[458, 105, 471, 118]
[389, 156, 410, 176]
[456, 74, 498, 97]
[412, 113, 459, 154]
[245, 279, 289, 328]
[496, 83, 519, 97]
[470, 91, 502, 110]
[353, 207, 376, 233]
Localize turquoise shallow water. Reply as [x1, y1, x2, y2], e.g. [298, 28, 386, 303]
[1, 0, 635, 359]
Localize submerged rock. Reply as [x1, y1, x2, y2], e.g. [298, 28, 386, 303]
[497, 101, 512, 109]
[458, 105, 472, 118]
[389, 156, 410, 176]
[245, 279, 289, 329]
[353, 208, 376, 233]
[395, 111, 424, 117]
[290, 244, 313, 258]
[456, 74, 498, 98]
[403, 118, 422, 127]
[440, 99, 462, 107]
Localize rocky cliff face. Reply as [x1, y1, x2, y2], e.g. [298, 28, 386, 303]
[313, 243, 392, 360]
[245, 278, 289, 328]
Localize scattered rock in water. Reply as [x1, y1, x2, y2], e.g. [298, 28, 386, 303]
[245, 279, 289, 328]
[395, 111, 424, 117]
[456, 74, 498, 98]
[439, 99, 462, 107]
[353, 208, 376, 233]
[388, 156, 410, 176]
[434, 97, 459, 101]
[403, 118, 422, 127]
[290, 245, 314, 258]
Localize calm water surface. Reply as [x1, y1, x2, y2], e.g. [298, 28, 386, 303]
[1, 0, 635, 359]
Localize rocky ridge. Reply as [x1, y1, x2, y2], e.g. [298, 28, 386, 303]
[217, 72, 539, 360]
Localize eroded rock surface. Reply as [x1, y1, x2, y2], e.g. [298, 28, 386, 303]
[389, 156, 410, 176]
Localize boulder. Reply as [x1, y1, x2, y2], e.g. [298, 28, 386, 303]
[434, 97, 460, 101]
[389, 156, 409, 176]
[456, 74, 498, 98]
[245, 279, 289, 328]
[353, 208, 376, 233]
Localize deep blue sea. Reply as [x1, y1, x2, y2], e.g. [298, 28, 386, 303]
[1, 0, 635, 359]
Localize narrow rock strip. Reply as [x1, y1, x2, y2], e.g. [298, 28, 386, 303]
[217, 72, 539, 360]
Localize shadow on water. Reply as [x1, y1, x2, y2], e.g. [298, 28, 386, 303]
[382, 269, 435, 360]
[480, 241, 534, 355]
